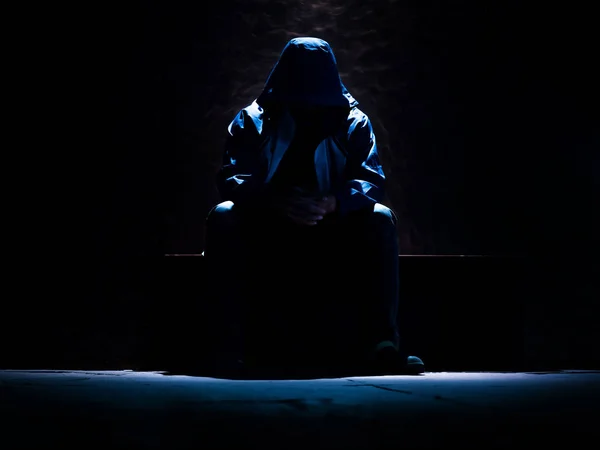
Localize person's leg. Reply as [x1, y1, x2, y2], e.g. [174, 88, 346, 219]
[365, 203, 402, 350]
[332, 203, 424, 374]
[204, 201, 255, 365]
[205, 201, 300, 369]
[341, 203, 400, 348]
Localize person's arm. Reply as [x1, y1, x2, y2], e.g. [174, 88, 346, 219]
[333, 112, 386, 216]
[216, 108, 269, 208]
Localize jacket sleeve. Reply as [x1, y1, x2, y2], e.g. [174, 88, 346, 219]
[216, 108, 268, 206]
[335, 113, 386, 216]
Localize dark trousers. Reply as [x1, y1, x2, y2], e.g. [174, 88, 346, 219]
[204, 200, 401, 359]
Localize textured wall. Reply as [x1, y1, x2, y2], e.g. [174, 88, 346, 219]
[71, 0, 594, 257]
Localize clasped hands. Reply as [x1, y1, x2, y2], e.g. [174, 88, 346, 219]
[272, 187, 337, 226]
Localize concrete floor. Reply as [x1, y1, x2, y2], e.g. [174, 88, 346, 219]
[1, 370, 599, 449]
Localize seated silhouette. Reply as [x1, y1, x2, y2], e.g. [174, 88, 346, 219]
[204, 37, 424, 377]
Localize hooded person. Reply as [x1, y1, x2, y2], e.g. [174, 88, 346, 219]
[204, 37, 424, 376]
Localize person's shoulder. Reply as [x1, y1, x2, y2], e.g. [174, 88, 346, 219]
[228, 100, 265, 135]
[232, 100, 264, 121]
[346, 106, 372, 130]
[243, 100, 264, 118]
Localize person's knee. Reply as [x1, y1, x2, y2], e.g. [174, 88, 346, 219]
[371, 203, 398, 231]
[206, 200, 238, 230]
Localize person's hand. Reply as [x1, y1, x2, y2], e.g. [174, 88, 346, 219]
[319, 195, 337, 215]
[276, 188, 337, 226]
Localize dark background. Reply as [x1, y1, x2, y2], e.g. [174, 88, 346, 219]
[7, 0, 597, 371]
[58, 0, 596, 258]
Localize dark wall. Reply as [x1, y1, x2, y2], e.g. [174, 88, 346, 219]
[7, 1, 595, 371]
[58, 0, 595, 258]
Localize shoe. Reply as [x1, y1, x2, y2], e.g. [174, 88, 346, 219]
[372, 346, 425, 375]
[405, 355, 426, 375]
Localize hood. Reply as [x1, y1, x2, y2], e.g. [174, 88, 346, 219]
[256, 37, 358, 109]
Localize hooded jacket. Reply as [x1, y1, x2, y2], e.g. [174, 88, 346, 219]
[217, 37, 386, 216]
